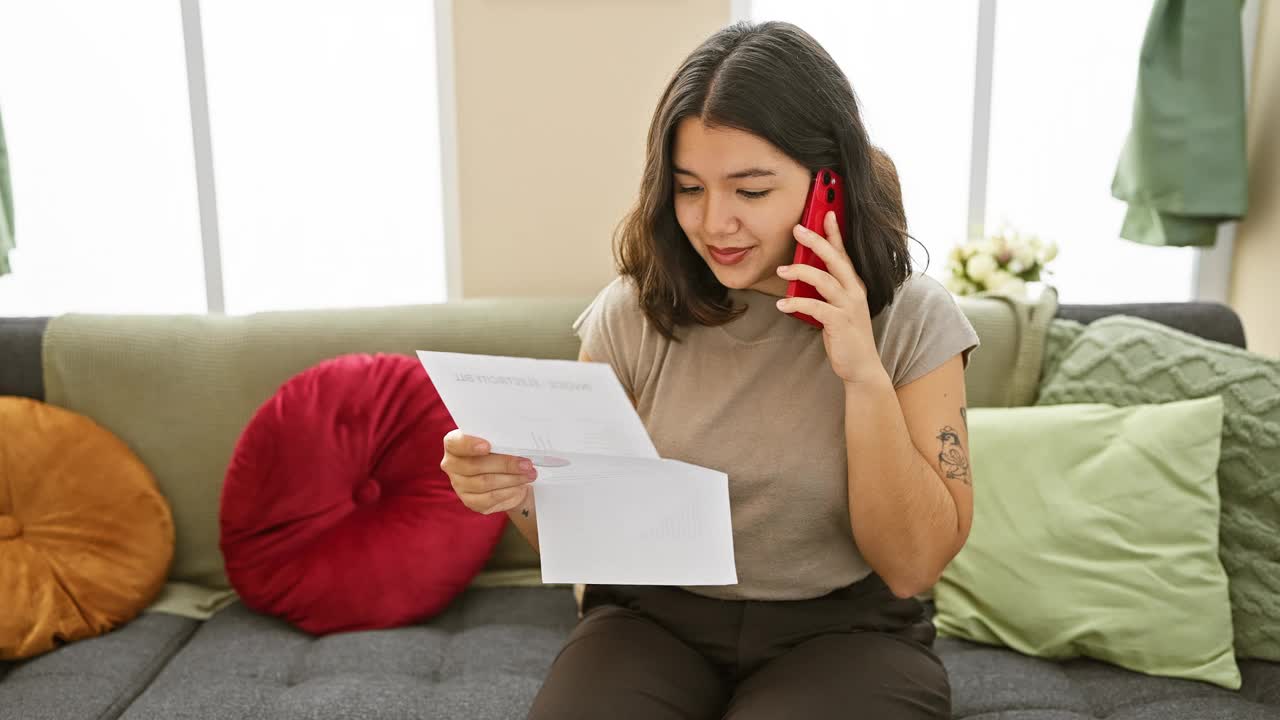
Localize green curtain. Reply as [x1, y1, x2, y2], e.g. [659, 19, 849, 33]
[0, 107, 12, 276]
[1111, 0, 1248, 247]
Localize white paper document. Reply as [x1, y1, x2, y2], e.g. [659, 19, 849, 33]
[417, 350, 737, 585]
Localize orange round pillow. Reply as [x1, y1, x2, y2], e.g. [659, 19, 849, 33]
[0, 397, 174, 660]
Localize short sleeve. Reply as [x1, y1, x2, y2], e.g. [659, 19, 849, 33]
[571, 276, 646, 401]
[873, 273, 981, 389]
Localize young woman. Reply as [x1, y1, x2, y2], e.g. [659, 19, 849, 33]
[441, 20, 979, 719]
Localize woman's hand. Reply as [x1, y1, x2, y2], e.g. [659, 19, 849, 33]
[775, 210, 886, 388]
[440, 429, 537, 514]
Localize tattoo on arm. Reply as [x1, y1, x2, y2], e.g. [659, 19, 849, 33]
[960, 406, 967, 434]
[936, 424, 971, 485]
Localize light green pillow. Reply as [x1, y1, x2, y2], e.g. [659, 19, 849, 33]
[934, 396, 1241, 689]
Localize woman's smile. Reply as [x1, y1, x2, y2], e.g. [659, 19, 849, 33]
[708, 246, 754, 265]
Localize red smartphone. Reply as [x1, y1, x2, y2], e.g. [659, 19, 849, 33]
[785, 168, 848, 329]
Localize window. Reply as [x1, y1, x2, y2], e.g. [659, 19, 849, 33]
[984, 1, 1197, 303]
[0, 2, 206, 315]
[749, 1, 1204, 303]
[200, 0, 447, 314]
[0, 1, 449, 317]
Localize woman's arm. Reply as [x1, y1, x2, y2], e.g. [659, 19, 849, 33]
[506, 493, 540, 554]
[843, 354, 974, 598]
[773, 214, 972, 596]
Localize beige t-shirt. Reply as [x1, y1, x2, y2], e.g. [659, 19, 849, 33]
[571, 272, 980, 601]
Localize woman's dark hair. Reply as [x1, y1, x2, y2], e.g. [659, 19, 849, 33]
[615, 20, 914, 342]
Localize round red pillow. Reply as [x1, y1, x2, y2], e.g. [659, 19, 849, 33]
[219, 353, 506, 634]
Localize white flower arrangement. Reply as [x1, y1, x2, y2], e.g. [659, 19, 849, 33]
[944, 225, 1058, 298]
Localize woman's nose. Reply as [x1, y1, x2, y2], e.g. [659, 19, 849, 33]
[702, 191, 739, 236]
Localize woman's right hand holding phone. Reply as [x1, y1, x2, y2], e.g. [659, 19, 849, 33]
[440, 429, 537, 515]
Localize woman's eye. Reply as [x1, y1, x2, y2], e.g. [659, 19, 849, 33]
[677, 186, 703, 195]
[739, 189, 772, 199]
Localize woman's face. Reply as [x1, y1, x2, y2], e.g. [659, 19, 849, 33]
[671, 117, 812, 297]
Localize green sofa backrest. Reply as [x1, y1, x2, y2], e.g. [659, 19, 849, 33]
[41, 288, 1056, 591]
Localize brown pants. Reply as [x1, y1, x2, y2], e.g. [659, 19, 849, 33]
[527, 573, 950, 719]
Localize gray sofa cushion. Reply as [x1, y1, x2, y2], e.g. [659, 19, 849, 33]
[0, 612, 197, 720]
[118, 588, 578, 720]
[100, 589, 1280, 720]
[941, 636, 1280, 719]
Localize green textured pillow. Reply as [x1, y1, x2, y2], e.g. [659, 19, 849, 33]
[1038, 317, 1085, 385]
[1037, 314, 1280, 661]
[935, 397, 1240, 689]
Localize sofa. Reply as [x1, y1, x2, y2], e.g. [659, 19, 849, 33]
[0, 289, 1277, 720]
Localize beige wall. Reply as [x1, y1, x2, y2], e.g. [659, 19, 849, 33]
[1231, 1, 1280, 357]
[452, 0, 731, 299]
